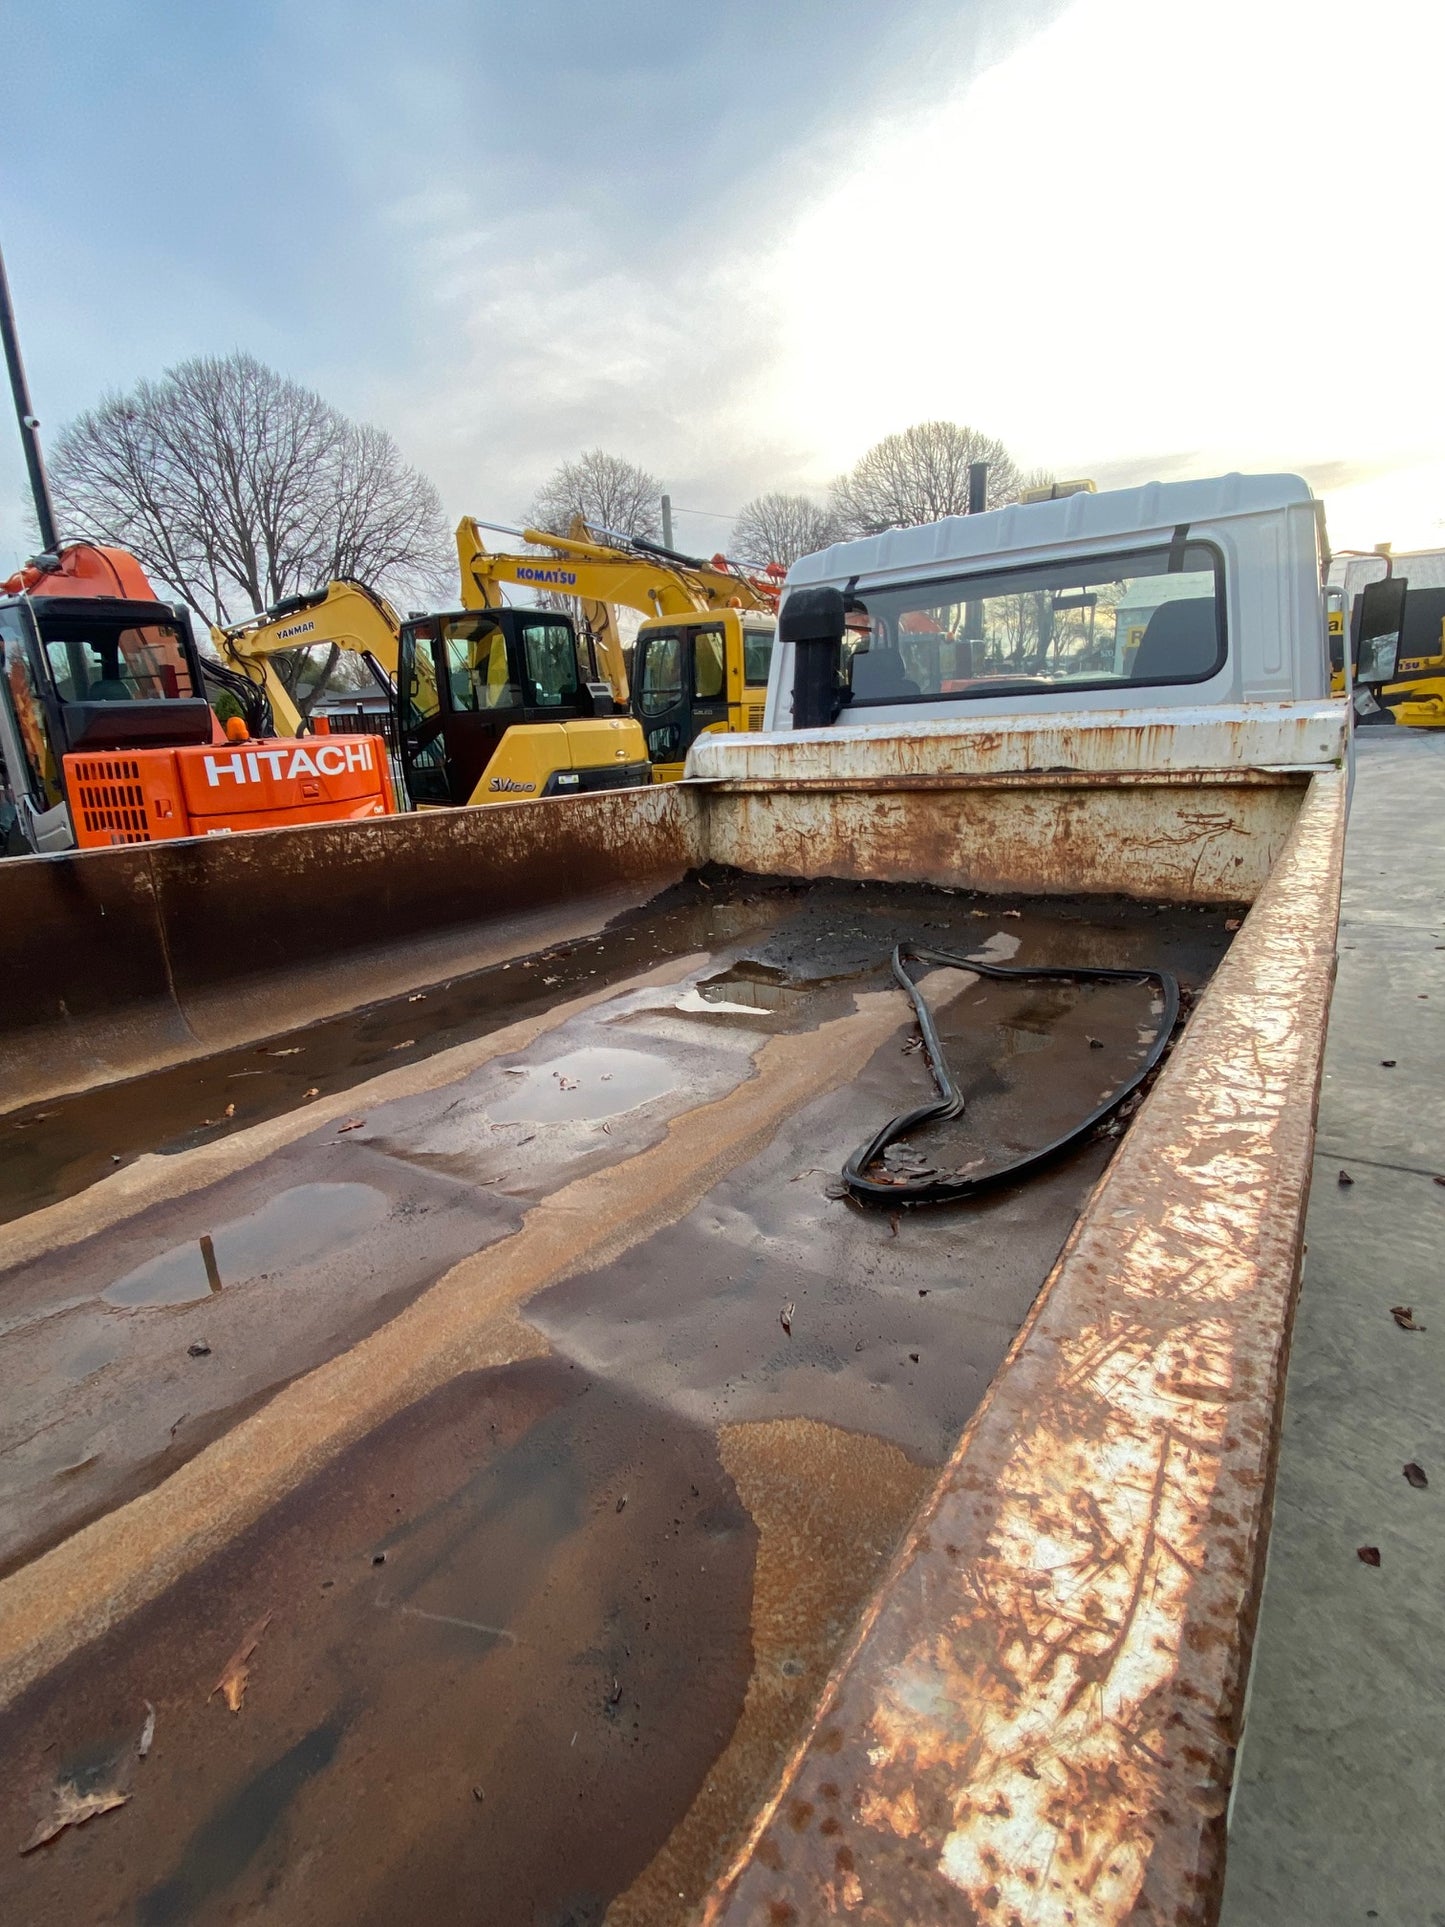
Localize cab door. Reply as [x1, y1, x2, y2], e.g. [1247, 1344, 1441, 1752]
[399, 611, 516, 805]
[632, 621, 728, 777]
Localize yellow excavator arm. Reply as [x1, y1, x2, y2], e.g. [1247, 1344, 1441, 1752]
[213, 580, 408, 737]
[454, 517, 778, 706]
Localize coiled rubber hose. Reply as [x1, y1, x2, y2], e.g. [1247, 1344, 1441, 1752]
[842, 943, 1180, 1207]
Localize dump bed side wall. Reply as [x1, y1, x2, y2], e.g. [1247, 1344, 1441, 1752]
[2, 783, 703, 1110]
[2, 706, 1345, 1116]
[697, 702, 1340, 900]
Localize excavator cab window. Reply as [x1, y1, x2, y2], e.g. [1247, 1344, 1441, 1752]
[437, 615, 522, 712]
[638, 633, 683, 716]
[634, 621, 728, 768]
[39, 615, 195, 703]
[519, 616, 580, 710]
[1, 604, 62, 807]
[693, 630, 725, 700]
[742, 628, 773, 688]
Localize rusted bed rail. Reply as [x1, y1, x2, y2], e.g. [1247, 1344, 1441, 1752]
[699, 767, 1346, 1926]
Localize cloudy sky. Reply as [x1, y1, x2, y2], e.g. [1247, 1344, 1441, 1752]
[4, 0, 1443, 571]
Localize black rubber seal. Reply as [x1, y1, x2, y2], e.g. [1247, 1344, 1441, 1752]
[841, 943, 1180, 1206]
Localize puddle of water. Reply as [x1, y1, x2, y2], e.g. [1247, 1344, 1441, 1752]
[487, 1046, 676, 1125]
[693, 965, 803, 1013]
[103, 1184, 389, 1310]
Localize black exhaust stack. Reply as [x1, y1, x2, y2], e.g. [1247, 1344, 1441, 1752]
[967, 462, 988, 515]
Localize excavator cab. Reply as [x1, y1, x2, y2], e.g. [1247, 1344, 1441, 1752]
[0, 591, 214, 854]
[631, 609, 775, 780]
[398, 605, 646, 805]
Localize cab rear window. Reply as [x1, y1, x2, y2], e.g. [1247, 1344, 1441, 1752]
[845, 542, 1224, 703]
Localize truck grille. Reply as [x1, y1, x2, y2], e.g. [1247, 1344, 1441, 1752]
[70, 757, 153, 844]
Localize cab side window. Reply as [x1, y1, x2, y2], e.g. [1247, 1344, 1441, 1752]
[440, 615, 521, 712]
[519, 618, 580, 709]
[692, 628, 725, 700]
[638, 631, 682, 716]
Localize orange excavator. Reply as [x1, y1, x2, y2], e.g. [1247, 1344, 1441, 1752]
[0, 247, 393, 855]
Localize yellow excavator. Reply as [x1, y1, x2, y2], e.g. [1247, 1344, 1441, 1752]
[214, 576, 650, 805]
[456, 519, 781, 780]
[1328, 568, 1445, 728]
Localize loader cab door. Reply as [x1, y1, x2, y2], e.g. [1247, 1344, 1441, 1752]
[633, 620, 728, 774]
[397, 608, 587, 805]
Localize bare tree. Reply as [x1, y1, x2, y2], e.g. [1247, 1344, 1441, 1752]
[1015, 466, 1060, 499]
[529, 449, 663, 543]
[830, 422, 1025, 536]
[730, 493, 842, 569]
[49, 353, 451, 625]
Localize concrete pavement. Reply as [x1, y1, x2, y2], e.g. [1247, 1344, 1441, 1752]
[1223, 730, 1445, 1926]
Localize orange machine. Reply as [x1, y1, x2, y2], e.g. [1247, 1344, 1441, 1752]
[62, 727, 394, 849]
[0, 541, 392, 856]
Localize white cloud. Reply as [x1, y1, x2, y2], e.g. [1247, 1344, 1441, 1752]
[768, 0, 1445, 522]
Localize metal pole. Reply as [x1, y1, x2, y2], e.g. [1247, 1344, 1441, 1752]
[661, 493, 673, 549]
[0, 240, 60, 554]
[967, 462, 988, 515]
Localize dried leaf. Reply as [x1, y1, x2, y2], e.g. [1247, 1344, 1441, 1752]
[1391, 1305, 1425, 1331]
[1382, 1059, 1397, 1068]
[823, 1178, 848, 1200]
[1001, 909, 1022, 919]
[1404, 1462, 1429, 1489]
[1225, 918, 1242, 931]
[266, 1046, 303, 1056]
[1338, 1169, 1354, 1187]
[780, 1301, 795, 1336]
[303, 1087, 319, 1100]
[336, 1119, 366, 1134]
[1357, 1545, 1382, 1567]
[390, 1039, 415, 1051]
[187, 1343, 211, 1358]
[407, 993, 425, 1003]
[20, 1783, 129, 1853]
[210, 1611, 273, 1713]
[138, 1703, 156, 1759]
[222, 1103, 235, 1119]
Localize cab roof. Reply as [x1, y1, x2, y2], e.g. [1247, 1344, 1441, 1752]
[787, 472, 1317, 588]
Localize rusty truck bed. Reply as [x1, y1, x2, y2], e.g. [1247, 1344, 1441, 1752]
[0, 875, 1229, 1918]
[0, 708, 1347, 1923]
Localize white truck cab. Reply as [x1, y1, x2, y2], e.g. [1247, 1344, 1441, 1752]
[760, 473, 1333, 732]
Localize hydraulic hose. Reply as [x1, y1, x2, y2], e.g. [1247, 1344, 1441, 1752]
[842, 943, 1180, 1207]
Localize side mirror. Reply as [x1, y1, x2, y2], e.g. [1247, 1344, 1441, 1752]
[781, 585, 847, 729]
[1353, 577, 1408, 686]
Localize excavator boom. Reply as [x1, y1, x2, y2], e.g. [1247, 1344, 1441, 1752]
[215, 579, 403, 735]
[454, 517, 779, 708]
